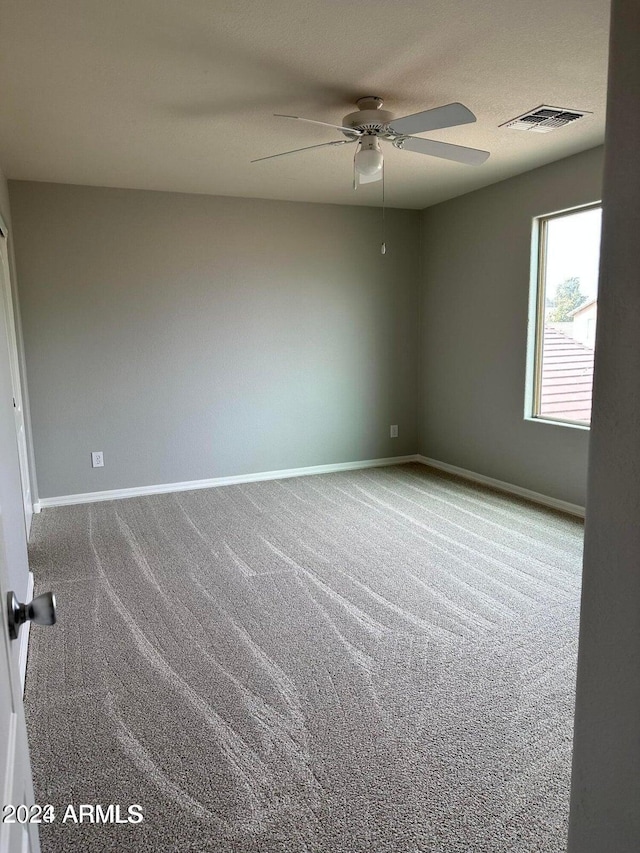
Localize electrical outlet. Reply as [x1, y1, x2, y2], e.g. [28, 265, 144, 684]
[390, 425, 398, 438]
[91, 451, 104, 468]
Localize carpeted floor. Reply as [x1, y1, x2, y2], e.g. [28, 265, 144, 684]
[25, 463, 584, 852]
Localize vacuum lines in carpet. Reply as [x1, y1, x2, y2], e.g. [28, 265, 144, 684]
[25, 463, 583, 852]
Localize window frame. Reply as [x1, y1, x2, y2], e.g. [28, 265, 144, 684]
[525, 200, 602, 430]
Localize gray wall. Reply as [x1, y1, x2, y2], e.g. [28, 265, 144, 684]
[568, 0, 640, 846]
[9, 182, 420, 499]
[0, 164, 30, 602]
[419, 146, 604, 507]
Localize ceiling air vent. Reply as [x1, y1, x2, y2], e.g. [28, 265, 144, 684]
[501, 105, 590, 133]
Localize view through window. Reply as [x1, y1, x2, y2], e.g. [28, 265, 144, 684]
[532, 204, 602, 426]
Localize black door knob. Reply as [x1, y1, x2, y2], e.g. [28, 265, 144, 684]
[7, 590, 56, 640]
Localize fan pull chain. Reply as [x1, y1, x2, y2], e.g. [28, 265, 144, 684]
[381, 160, 386, 255]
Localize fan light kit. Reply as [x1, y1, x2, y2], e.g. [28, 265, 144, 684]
[354, 136, 384, 180]
[252, 96, 490, 252]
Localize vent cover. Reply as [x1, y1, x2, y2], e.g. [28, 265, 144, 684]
[501, 105, 590, 133]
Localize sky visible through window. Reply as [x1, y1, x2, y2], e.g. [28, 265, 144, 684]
[545, 207, 602, 304]
[537, 206, 602, 426]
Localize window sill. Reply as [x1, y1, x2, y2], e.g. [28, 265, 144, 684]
[524, 415, 590, 431]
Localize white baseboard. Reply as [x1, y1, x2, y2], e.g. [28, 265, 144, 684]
[37, 455, 421, 509]
[19, 572, 34, 695]
[416, 455, 585, 518]
[35, 453, 584, 519]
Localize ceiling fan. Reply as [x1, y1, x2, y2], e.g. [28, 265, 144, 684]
[251, 97, 490, 187]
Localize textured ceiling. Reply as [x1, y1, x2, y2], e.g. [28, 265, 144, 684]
[0, 0, 610, 209]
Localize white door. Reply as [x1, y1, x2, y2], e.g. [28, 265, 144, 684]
[0, 233, 32, 537]
[0, 230, 39, 851]
[0, 530, 40, 853]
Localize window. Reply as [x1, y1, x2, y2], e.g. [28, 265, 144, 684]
[527, 203, 602, 427]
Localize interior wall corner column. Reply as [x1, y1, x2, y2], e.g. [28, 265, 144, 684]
[567, 0, 640, 849]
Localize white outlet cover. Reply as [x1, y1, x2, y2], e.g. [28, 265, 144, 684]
[390, 425, 399, 438]
[91, 451, 104, 468]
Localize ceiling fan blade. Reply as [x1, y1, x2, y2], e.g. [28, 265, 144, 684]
[390, 102, 476, 136]
[251, 139, 355, 163]
[398, 136, 490, 165]
[274, 114, 362, 135]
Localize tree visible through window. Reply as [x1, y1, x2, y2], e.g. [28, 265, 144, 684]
[548, 277, 587, 322]
[531, 204, 602, 426]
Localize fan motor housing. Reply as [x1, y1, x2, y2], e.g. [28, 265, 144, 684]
[342, 97, 396, 138]
[341, 109, 395, 135]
